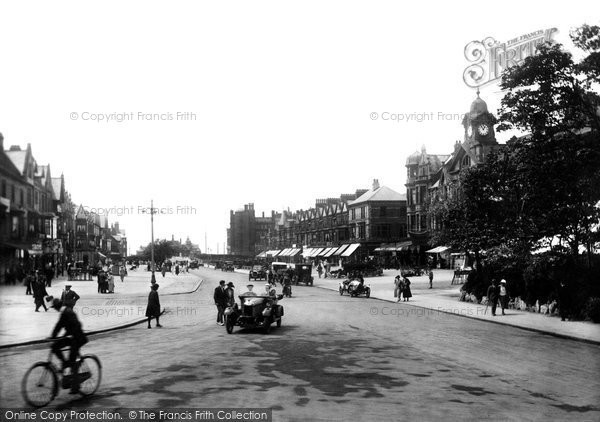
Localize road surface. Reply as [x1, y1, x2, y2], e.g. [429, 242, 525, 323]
[1, 267, 598, 421]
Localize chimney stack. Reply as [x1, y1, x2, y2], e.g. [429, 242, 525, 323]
[372, 179, 380, 190]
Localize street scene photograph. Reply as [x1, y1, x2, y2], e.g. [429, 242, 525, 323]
[0, 1, 599, 421]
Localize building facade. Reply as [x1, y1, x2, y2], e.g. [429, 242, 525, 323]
[405, 94, 500, 261]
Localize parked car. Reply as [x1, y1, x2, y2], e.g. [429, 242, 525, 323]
[224, 294, 284, 334]
[189, 260, 200, 269]
[249, 265, 267, 281]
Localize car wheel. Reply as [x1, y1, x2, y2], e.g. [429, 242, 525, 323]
[339, 287, 343, 295]
[225, 317, 234, 334]
[366, 289, 371, 298]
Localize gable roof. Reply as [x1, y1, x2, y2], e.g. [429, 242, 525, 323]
[350, 185, 406, 205]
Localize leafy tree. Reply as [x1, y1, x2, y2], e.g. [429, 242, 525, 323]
[497, 25, 600, 256]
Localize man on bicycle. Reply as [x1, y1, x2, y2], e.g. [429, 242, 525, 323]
[49, 298, 88, 393]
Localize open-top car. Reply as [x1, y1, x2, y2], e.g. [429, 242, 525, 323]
[348, 280, 371, 297]
[340, 279, 371, 297]
[224, 294, 284, 334]
[249, 265, 267, 281]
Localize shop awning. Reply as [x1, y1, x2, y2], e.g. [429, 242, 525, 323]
[279, 248, 291, 256]
[426, 246, 450, 254]
[324, 247, 338, 257]
[309, 248, 324, 257]
[319, 247, 334, 257]
[332, 244, 349, 255]
[97, 251, 107, 258]
[288, 248, 301, 256]
[302, 248, 314, 257]
[256, 251, 267, 258]
[266, 250, 281, 257]
[341, 243, 361, 257]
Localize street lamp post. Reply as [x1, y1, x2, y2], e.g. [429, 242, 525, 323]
[150, 200, 156, 283]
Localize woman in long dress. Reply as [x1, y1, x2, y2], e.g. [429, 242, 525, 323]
[402, 277, 412, 302]
[145, 283, 162, 328]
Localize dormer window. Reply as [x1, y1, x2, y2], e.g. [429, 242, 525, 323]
[462, 156, 471, 167]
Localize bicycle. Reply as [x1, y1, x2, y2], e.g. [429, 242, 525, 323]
[21, 345, 102, 407]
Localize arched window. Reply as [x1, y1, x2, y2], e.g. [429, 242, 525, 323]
[462, 155, 471, 167]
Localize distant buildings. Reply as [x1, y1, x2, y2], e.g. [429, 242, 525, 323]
[0, 133, 127, 283]
[228, 180, 408, 262]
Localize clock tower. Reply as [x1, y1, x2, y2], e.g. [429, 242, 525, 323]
[461, 90, 498, 164]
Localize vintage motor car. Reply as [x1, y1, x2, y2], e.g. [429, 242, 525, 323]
[224, 294, 284, 334]
[249, 265, 267, 281]
[221, 261, 235, 272]
[293, 263, 313, 286]
[344, 279, 371, 298]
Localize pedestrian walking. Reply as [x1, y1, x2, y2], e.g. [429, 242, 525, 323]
[161, 263, 166, 278]
[428, 269, 434, 289]
[60, 285, 80, 309]
[119, 265, 126, 282]
[45, 263, 54, 287]
[402, 276, 412, 301]
[213, 280, 228, 325]
[24, 272, 34, 295]
[225, 282, 235, 307]
[145, 283, 162, 328]
[175, 264, 180, 276]
[97, 270, 104, 293]
[499, 279, 509, 315]
[486, 279, 500, 316]
[558, 281, 571, 321]
[394, 275, 402, 301]
[107, 272, 115, 293]
[33, 277, 49, 312]
[317, 262, 323, 279]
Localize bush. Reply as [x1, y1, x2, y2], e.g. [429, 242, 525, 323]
[583, 297, 600, 323]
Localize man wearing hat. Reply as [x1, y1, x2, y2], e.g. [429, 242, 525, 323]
[61, 284, 80, 309]
[499, 279, 509, 316]
[225, 282, 236, 307]
[49, 297, 88, 394]
[242, 284, 257, 296]
[213, 280, 228, 325]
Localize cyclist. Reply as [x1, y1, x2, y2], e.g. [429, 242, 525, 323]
[49, 297, 89, 394]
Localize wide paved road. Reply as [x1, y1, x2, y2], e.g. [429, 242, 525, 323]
[1, 267, 599, 421]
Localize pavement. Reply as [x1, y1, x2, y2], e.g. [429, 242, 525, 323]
[310, 268, 600, 344]
[0, 269, 202, 348]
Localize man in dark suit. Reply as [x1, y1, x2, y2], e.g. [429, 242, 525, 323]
[61, 285, 80, 309]
[213, 280, 228, 325]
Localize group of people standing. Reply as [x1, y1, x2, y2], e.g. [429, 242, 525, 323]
[394, 275, 413, 302]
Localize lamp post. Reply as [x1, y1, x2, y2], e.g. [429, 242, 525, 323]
[150, 200, 156, 284]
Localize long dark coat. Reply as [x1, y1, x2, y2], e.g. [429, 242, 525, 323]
[145, 289, 161, 317]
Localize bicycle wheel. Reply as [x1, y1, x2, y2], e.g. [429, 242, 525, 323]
[21, 362, 58, 408]
[76, 355, 102, 396]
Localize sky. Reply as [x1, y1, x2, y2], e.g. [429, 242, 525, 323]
[1, 0, 598, 254]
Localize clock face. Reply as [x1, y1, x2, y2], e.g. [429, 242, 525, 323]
[478, 124, 489, 135]
[467, 125, 473, 137]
